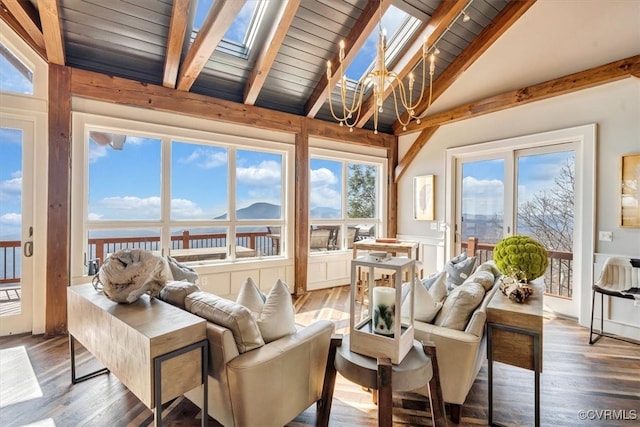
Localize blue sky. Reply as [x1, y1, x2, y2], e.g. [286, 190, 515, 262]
[87, 134, 285, 222]
[462, 151, 574, 216]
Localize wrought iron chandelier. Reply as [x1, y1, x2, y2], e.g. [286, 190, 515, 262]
[326, 2, 436, 135]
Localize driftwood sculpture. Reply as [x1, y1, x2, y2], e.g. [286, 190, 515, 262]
[93, 249, 169, 304]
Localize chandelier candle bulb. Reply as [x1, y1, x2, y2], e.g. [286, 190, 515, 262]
[373, 286, 396, 336]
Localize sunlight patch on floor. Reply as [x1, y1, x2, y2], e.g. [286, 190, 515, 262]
[0, 346, 43, 408]
[21, 419, 56, 427]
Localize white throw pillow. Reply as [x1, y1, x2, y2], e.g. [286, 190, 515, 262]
[426, 271, 448, 303]
[237, 278, 297, 343]
[236, 277, 265, 317]
[402, 278, 443, 323]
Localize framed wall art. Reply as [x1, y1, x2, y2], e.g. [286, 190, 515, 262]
[414, 175, 434, 221]
[621, 153, 640, 227]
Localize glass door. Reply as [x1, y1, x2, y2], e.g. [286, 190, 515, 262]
[516, 148, 577, 317]
[0, 118, 34, 335]
[456, 146, 578, 318]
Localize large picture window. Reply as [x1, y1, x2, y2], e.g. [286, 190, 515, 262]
[309, 150, 384, 252]
[73, 115, 289, 275]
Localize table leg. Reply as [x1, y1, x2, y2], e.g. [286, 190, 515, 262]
[422, 342, 447, 427]
[377, 357, 392, 427]
[69, 335, 109, 384]
[316, 335, 342, 427]
[153, 340, 208, 427]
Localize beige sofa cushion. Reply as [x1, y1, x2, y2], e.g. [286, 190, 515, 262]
[468, 269, 496, 291]
[434, 281, 485, 330]
[186, 291, 264, 353]
[158, 280, 200, 309]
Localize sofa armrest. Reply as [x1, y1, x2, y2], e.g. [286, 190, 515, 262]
[205, 322, 240, 379]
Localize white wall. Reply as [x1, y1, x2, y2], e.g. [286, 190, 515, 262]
[397, 0, 640, 339]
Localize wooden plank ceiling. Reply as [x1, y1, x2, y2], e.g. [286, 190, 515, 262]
[3, 0, 635, 168]
[2, 0, 511, 135]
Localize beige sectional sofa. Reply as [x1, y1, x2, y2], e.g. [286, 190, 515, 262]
[411, 262, 501, 424]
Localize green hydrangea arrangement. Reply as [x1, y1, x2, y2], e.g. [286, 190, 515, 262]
[493, 235, 548, 282]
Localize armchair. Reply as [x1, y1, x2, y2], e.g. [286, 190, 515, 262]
[184, 319, 335, 427]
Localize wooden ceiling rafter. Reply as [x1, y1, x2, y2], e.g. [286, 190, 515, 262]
[304, 0, 392, 118]
[162, 0, 190, 89]
[394, 55, 640, 181]
[244, 0, 300, 105]
[0, 6, 46, 59]
[355, 0, 467, 128]
[1, 0, 44, 49]
[392, 0, 537, 134]
[176, 0, 246, 91]
[394, 125, 438, 182]
[38, 0, 65, 65]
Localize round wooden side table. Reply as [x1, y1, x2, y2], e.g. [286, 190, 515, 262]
[332, 335, 446, 427]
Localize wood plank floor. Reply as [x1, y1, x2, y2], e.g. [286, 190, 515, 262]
[0, 285, 638, 426]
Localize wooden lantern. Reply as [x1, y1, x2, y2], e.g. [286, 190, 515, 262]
[349, 256, 415, 364]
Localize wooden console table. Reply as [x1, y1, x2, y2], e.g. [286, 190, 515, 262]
[67, 284, 208, 427]
[486, 279, 543, 427]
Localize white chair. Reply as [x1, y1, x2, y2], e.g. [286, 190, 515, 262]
[589, 257, 640, 345]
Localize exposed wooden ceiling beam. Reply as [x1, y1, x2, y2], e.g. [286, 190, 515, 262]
[176, 0, 245, 91]
[392, 0, 537, 134]
[244, 0, 300, 105]
[0, 6, 46, 59]
[38, 0, 65, 65]
[304, 0, 392, 118]
[70, 67, 395, 148]
[394, 125, 439, 182]
[2, 0, 45, 50]
[355, 0, 467, 128]
[394, 55, 640, 181]
[163, 0, 190, 89]
[404, 55, 640, 134]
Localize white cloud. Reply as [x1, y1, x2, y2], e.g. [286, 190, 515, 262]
[88, 144, 108, 163]
[310, 185, 341, 210]
[181, 148, 227, 169]
[237, 160, 280, 186]
[462, 176, 504, 216]
[310, 167, 338, 185]
[171, 198, 205, 218]
[0, 172, 22, 201]
[0, 212, 21, 225]
[90, 196, 206, 220]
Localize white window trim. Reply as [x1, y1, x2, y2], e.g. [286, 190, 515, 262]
[309, 147, 388, 252]
[71, 112, 294, 280]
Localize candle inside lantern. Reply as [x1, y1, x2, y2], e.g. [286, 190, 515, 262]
[372, 286, 395, 336]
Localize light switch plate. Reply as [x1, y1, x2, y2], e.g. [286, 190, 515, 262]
[598, 231, 613, 242]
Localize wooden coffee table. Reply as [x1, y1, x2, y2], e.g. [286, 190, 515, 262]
[320, 335, 446, 427]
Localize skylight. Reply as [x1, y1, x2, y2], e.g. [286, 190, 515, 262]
[192, 0, 266, 59]
[344, 5, 421, 82]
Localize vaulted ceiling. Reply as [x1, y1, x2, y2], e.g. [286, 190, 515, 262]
[1, 0, 536, 135]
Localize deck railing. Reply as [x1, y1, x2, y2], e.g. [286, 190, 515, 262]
[0, 240, 20, 285]
[462, 237, 574, 299]
[86, 230, 278, 264]
[3, 234, 574, 298]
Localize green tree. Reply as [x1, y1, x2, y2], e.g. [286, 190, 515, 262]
[518, 157, 574, 252]
[347, 164, 376, 218]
